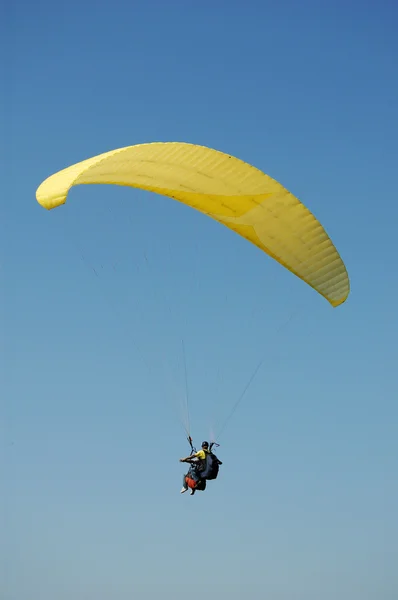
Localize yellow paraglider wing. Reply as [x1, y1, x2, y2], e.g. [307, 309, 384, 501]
[36, 142, 349, 306]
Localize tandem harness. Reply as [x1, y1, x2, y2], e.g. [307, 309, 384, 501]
[186, 436, 223, 481]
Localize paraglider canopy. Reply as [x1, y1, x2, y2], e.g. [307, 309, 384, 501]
[36, 141, 350, 307]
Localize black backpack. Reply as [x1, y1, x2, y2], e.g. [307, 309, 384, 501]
[201, 452, 222, 480]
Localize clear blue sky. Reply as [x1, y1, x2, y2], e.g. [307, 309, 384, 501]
[3, 1, 398, 599]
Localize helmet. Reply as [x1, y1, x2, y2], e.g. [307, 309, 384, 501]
[202, 441, 209, 448]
